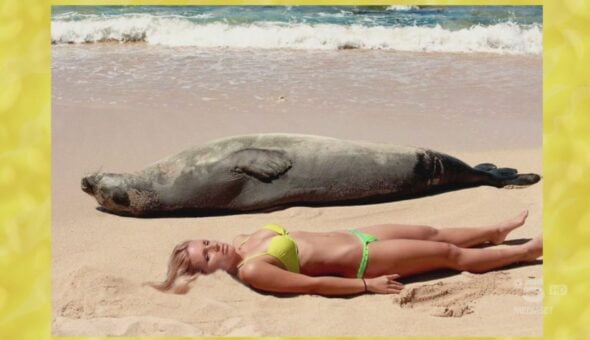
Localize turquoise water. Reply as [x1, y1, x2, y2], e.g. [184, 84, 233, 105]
[51, 6, 542, 54]
[52, 6, 541, 28]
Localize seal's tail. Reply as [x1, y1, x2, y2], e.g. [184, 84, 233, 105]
[474, 163, 541, 188]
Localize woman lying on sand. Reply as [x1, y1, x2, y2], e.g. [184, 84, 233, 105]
[148, 211, 542, 296]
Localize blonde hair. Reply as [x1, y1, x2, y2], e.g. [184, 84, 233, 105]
[145, 240, 200, 294]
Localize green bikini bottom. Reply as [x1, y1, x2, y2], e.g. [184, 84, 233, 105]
[349, 229, 379, 278]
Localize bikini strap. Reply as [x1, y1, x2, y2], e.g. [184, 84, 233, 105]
[238, 235, 250, 247]
[262, 223, 287, 235]
[237, 252, 269, 268]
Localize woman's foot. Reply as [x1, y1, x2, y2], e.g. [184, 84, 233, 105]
[490, 210, 529, 245]
[523, 234, 543, 261]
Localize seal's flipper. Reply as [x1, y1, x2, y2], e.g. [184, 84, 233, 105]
[490, 167, 518, 179]
[472, 165, 540, 188]
[229, 148, 292, 182]
[482, 167, 540, 188]
[501, 173, 541, 188]
[474, 163, 497, 172]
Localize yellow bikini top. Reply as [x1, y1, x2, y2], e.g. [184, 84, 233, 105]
[237, 224, 300, 273]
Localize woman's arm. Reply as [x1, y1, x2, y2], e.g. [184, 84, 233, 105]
[238, 261, 403, 296]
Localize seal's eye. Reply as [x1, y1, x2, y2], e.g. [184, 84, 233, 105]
[112, 189, 130, 207]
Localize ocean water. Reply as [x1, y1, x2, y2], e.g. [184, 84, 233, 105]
[52, 6, 541, 152]
[51, 6, 542, 54]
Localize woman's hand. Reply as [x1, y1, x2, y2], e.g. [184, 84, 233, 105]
[365, 274, 404, 294]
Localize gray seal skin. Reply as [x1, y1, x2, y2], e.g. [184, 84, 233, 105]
[81, 134, 541, 216]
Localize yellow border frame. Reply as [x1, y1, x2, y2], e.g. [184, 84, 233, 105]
[1, 0, 588, 339]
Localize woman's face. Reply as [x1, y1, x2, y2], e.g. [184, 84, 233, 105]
[186, 239, 238, 274]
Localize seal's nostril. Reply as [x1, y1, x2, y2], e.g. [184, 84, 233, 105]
[81, 177, 94, 194]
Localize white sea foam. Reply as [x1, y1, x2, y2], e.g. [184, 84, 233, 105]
[386, 5, 420, 11]
[51, 17, 542, 54]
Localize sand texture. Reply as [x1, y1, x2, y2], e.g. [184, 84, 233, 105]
[52, 46, 542, 336]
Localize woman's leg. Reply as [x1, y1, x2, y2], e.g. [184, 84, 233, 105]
[357, 210, 528, 247]
[364, 234, 542, 278]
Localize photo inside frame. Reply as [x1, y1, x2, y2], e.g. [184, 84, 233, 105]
[51, 5, 543, 337]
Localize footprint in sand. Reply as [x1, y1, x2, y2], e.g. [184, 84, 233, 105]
[392, 272, 536, 318]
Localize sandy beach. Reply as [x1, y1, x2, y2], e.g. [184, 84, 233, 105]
[51, 44, 542, 336]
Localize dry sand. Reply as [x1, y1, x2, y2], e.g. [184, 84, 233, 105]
[52, 46, 542, 336]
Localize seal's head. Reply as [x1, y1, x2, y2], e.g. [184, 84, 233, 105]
[81, 172, 155, 215]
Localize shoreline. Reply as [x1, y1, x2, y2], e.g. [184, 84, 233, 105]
[52, 44, 542, 154]
[51, 42, 543, 58]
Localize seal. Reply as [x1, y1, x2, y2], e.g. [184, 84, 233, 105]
[81, 134, 541, 216]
